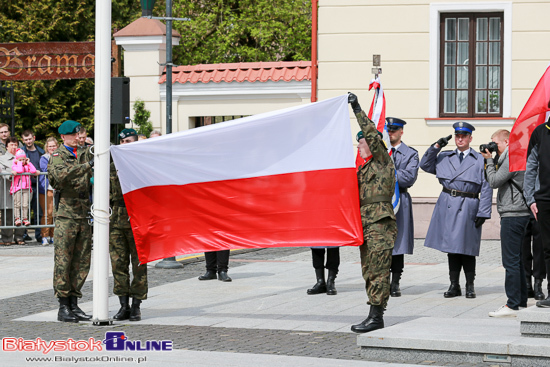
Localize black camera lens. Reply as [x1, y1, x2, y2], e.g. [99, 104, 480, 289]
[480, 141, 498, 153]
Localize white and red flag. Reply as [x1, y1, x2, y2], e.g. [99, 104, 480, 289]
[509, 64, 550, 172]
[111, 95, 363, 263]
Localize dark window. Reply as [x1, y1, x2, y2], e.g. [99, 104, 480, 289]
[440, 13, 503, 117]
[193, 115, 248, 128]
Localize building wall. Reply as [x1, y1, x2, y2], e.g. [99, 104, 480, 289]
[318, 0, 550, 238]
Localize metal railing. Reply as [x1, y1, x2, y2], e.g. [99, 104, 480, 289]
[0, 171, 55, 230]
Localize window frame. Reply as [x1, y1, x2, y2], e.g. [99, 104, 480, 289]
[438, 12, 504, 118]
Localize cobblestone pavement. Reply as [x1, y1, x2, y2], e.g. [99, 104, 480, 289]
[0, 241, 507, 366]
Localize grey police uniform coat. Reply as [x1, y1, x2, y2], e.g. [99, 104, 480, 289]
[420, 146, 492, 256]
[392, 142, 419, 255]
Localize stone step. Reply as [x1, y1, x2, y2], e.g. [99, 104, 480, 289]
[518, 305, 550, 338]
[357, 317, 550, 367]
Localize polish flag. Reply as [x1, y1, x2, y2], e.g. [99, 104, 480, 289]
[111, 95, 363, 263]
[509, 64, 550, 172]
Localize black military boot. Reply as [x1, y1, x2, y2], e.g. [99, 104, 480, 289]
[129, 298, 142, 321]
[351, 305, 385, 333]
[198, 270, 217, 280]
[465, 272, 476, 299]
[218, 271, 232, 282]
[113, 295, 131, 321]
[390, 272, 402, 297]
[58, 297, 79, 323]
[326, 270, 337, 295]
[526, 276, 535, 298]
[444, 271, 462, 298]
[307, 268, 326, 295]
[69, 295, 92, 321]
[534, 279, 545, 300]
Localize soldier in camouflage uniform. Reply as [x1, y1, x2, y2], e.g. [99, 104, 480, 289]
[110, 129, 148, 322]
[48, 120, 94, 323]
[348, 93, 397, 334]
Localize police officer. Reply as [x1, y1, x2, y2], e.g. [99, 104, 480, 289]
[420, 122, 492, 299]
[48, 120, 94, 323]
[386, 117, 419, 297]
[348, 93, 397, 334]
[110, 129, 148, 321]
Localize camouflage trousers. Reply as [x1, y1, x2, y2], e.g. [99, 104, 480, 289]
[109, 227, 148, 300]
[360, 216, 397, 309]
[53, 217, 92, 299]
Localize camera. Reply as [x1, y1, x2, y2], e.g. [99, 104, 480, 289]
[479, 141, 498, 154]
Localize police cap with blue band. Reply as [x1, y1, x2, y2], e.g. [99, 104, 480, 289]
[386, 117, 407, 131]
[453, 121, 475, 135]
[119, 128, 137, 140]
[58, 120, 81, 135]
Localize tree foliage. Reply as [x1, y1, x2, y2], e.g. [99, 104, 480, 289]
[132, 98, 153, 137]
[0, 0, 312, 143]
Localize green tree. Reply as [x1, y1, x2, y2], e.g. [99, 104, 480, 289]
[132, 98, 153, 136]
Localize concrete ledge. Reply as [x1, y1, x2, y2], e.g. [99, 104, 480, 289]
[518, 306, 550, 337]
[517, 305, 550, 323]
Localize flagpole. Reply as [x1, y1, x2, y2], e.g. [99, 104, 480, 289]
[92, 0, 112, 325]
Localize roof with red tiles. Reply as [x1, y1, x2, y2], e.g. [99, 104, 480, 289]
[113, 17, 181, 38]
[159, 61, 312, 84]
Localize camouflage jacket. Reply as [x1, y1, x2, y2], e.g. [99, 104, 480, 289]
[48, 145, 93, 219]
[356, 110, 396, 225]
[110, 162, 131, 229]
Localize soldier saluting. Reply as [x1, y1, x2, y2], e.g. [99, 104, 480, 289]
[48, 120, 94, 323]
[348, 93, 397, 334]
[420, 122, 492, 299]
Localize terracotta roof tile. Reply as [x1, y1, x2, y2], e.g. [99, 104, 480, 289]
[159, 61, 311, 84]
[113, 17, 181, 38]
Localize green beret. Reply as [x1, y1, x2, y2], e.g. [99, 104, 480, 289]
[58, 120, 81, 135]
[119, 128, 137, 140]
[356, 130, 382, 142]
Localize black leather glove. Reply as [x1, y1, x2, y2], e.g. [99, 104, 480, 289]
[435, 135, 452, 148]
[348, 92, 362, 114]
[474, 217, 486, 228]
[88, 156, 94, 167]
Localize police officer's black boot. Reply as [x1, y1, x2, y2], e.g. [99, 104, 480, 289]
[129, 298, 142, 321]
[390, 272, 402, 297]
[307, 268, 326, 295]
[113, 295, 131, 321]
[326, 270, 337, 295]
[444, 271, 462, 298]
[534, 279, 545, 300]
[58, 297, 79, 323]
[351, 305, 385, 333]
[465, 272, 476, 299]
[526, 276, 535, 298]
[198, 270, 217, 280]
[69, 295, 92, 321]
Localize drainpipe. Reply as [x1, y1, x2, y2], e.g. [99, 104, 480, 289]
[311, 0, 318, 103]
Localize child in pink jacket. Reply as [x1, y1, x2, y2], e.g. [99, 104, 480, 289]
[11, 149, 37, 226]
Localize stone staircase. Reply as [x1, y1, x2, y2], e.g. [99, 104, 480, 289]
[357, 307, 550, 366]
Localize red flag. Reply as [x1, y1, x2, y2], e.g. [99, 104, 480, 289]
[509, 65, 550, 171]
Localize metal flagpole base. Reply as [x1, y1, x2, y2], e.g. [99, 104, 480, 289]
[93, 319, 113, 326]
[155, 256, 183, 269]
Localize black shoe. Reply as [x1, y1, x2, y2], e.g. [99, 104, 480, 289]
[218, 271, 232, 282]
[465, 282, 476, 298]
[198, 270, 217, 280]
[326, 270, 337, 295]
[69, 296, 92, 321]
[113, 296, 131, 321]
[351, 305, 384, 333]
[444, 282, 462, 298]
[307, 268, 326, 295]
[129, 299, 142, 321]
[23, 233, 32, 241]
[390, 272, 402, 297]
[58, 298, 79, 323]
[536, 295, 550, 308]
[534, 279, 545, 300]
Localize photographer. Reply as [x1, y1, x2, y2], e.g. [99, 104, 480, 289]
[482, 129, 530, 317]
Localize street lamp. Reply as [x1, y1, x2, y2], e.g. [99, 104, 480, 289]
[140, 0, 156, 17]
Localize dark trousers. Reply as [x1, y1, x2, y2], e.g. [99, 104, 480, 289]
[522, 217, 546, 280]
[390, 254, 404, 274]
[204, 250, 230, 273]
[30, 187, 43, 240]
[311, 248, 340, 272]
[501, 216, 529, 310]
[536, 201, 550, 291]
[448, 253, 476, 274]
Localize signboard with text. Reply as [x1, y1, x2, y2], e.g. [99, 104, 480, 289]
[0, 42, 95, 81]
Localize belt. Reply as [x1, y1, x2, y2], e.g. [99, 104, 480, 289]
[361, 195, 392, 205]
[399, 188, 408, 193]
[61, 192, 88, 199]
[442, 187, 479, 199]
